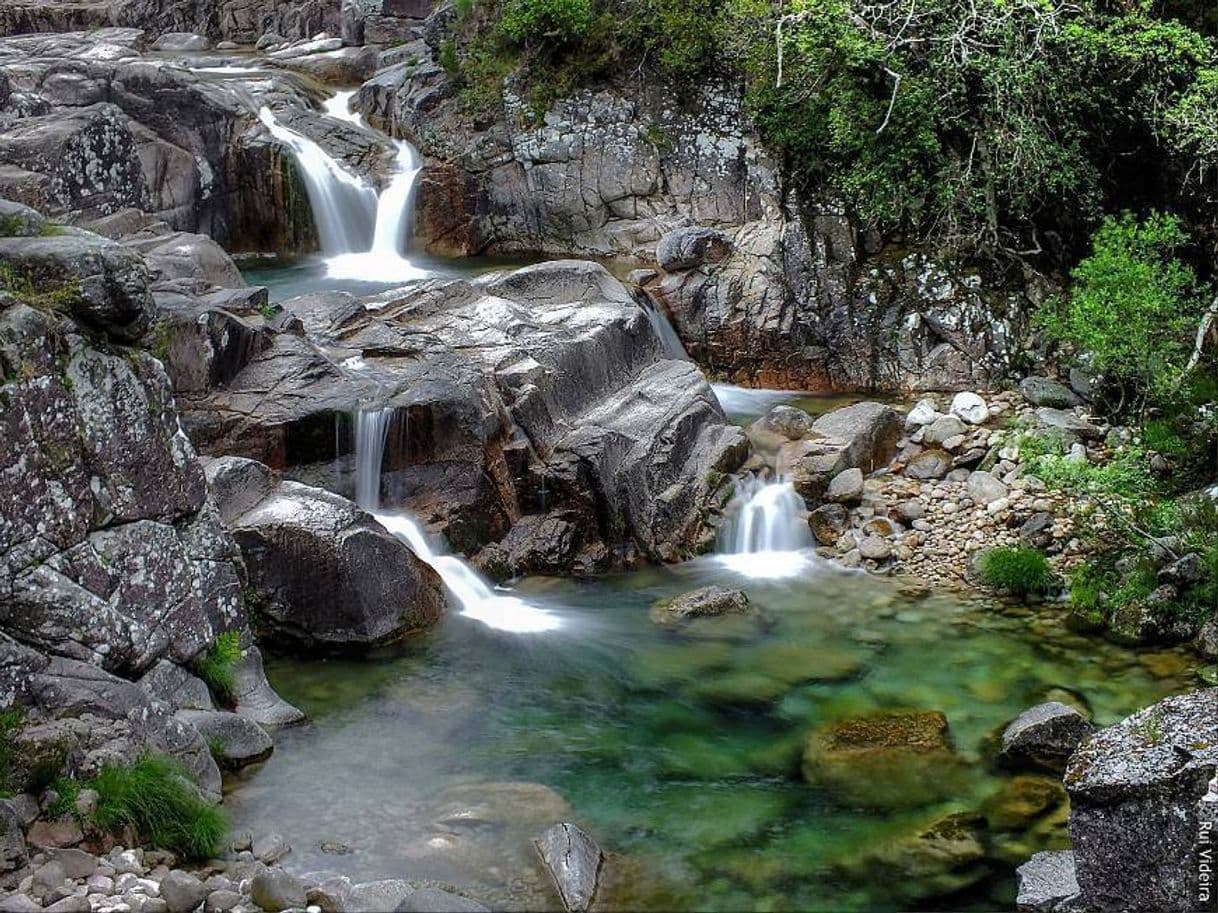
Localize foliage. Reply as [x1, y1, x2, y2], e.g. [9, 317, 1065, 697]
[91, 754, 227, 859]
[193, 631, 242, 706]
[0, 706, 24, 797]
[978, 547, 1057, 597]
[500, 0, 593, 45]
[0, 264, 78, 315]
[1035, 212, 1211, 415]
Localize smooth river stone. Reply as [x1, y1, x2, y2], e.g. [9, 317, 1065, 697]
[534, 823, 603, 913]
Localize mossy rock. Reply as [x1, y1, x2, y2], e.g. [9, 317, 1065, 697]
[841, 812, 990, 900]
[629, 641, 734, 691]
[732, 641, 870, 687]
[979, 775, 1067, 831]
[689, 670, 795, 707]
[802, 711, 969, 809]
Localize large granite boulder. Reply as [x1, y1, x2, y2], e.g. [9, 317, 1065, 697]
[784, 402, 902, 501]
[205, 456, 446, 650]
[1064, 688, 1218, 912]
[180, 262, 746, 571]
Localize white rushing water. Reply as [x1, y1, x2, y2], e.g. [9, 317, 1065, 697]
[352, 409, 562, 634]
[260, 94, 427, 283]
[715, 474, 815, 579]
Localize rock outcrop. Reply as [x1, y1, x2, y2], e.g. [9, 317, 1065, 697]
[1062, 688, 1218, 913]
[176, 260, 747, 571]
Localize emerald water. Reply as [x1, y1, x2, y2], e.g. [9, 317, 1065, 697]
[224, 556, 1199, 911]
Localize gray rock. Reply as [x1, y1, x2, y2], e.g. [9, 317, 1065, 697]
[0, 896, 41, 913]
[826, 468, 864, 503]
[1020, 376, 1081, 409]
[949, 392, 989, 425]
[249, 868, 306, 913]
[230, 647, 305, 728]
[45, 848, 95, 879]
[809, 503, 850, 546]
[0, 800, 26, 872]
[534, 823, 603, 913]
[1065, 688, 1218, 912]
[788, 402, 902, 500]
[0, 199, 46, 237]
[650, 586, 750, 625]
[1157, 553, 1204, 587]
[656, 226, 732, 272]
[897, 500, 925, 521]
[858, 535, 892, 561]
[966, 471, 1008, 507]
[138, 661, 215, 712]
[205, 460, 446, 651]
[252, 833, 290, 865]
[174, 710, 273, 770]
[923, 415, 967, 446]
[1036, 408, 1103, 441]
[395, 888, 489, 912]
[42, 899, 89, 913]
[204, 890, 241, 913]
[905, 449, 952, 480]
[905, 399, 940, 428]
[160, 870, 208, 913]
[32, 859, 67, 892]
[1016, 851, 1080, 913]
[343, 879, 415, 912]
[1001, 702, 1094, 773]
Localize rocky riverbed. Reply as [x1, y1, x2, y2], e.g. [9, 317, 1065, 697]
[0, 4, 1215, 913]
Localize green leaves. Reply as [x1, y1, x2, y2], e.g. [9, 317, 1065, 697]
[500, 0, 593, 45]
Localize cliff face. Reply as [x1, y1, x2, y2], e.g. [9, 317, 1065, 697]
[358, 30, 1048, 393]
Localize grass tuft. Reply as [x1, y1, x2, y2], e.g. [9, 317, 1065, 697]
[978, 547, 1057, 598]
[193, 631, 242, 706]
[91, 754, 227, 859]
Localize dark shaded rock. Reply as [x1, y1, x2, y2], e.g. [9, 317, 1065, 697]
[1020, 376, 1081, 409]
[1158, 552, 1204, 587]
[206, 458, 445, 650]
[1016, 850, 1080, 913]
[650, 586, 750, 625]
[160, 870, 209, 913]
[1036, 408, 1102, 441]
[656, 226, 732, 272]
[534, 823, 603, 913]
[1065, 688, 1218, 912]
[0, 799, 25, 872]
[138, 660, 215, 712]
[174, 709, 273, 770]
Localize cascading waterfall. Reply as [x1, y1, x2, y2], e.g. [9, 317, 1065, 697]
[260, 92, 426, 283]
[640, 297, 688, 360]
[715, 473, 814, 579]
[349, 408, 562, 634]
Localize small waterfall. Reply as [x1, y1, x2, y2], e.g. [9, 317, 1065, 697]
[258, 106, 377, 255]
[354, 407, 392, 510]
[260, 94, 427, 284]
[349, 408, 562, 633]
[640, 297, 688, 360]
[715, 473, 814, 579]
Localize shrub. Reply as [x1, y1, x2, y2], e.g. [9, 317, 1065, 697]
[91, 754, 227, 859]
[193, 631, 242, 706]
[500, 0, 593, 45]
[1035, 212, 1211, 416]
[0, 706, 24, 796]
[978, 547, 1057, 597]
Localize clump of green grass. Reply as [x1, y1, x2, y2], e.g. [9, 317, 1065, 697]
[193, 631, 242, 706]
[978, 547, 1057, 598]
[91, 754, 227, 859]
[0, 706, 25, 796]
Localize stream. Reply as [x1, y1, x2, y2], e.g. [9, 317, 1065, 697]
[222, 84, 1196, 912]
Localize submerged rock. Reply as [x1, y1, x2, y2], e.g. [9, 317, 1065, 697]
[396, 888, 490, 913]
[534, 823, 604, 913]
[1064, 688, 1218, 912]
[650, 586, 751, 625]
[802, 711, 967, 809]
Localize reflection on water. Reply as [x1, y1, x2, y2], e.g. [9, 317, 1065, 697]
[225, 559, 1198, 912]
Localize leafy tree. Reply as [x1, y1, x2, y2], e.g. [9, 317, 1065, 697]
[1036, 211, 1211, 414]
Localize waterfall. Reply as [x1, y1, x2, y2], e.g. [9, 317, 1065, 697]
[348, 408, 562, 633]
[640, 297, 688, 360]
[260, 94, 426, 284]
[354, 408, 392, 510]
[715, 473, 814, 579]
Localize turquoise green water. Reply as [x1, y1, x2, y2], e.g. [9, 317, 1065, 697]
[224, 558, 1200, 911]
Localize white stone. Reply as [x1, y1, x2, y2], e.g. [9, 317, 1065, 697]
[951, 391, 990, 425]
[905, 398, 940, 428]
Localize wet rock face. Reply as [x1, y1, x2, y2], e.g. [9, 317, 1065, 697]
[1000, 702, 1094, 774]
[205, 457, 446, 651]
[649, 586, 751, 626]
[179, 261, 747, 571]
[1064, 688, 1218, 912]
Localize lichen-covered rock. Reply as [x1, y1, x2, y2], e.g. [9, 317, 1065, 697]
[1064, 688, 1218, 912]
[1016, 850, 1080, 913]
[205, 457, 446, 650]
[649, 585, 750, 625]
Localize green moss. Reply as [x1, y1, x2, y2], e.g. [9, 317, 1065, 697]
[0, 706, 25, 796]
[978, 547, 1057, 598]
[90, 754, 227, 859]
[193, 631, 242, 706]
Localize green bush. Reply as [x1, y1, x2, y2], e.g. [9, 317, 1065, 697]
[500, 0, 593, 45]
[193, 631, 242, 706]
[978, 547, 1057, 597]
[91, 755, 227, 859]
[0, 706, 24, 796]
[1036, 212, 1211, 415]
